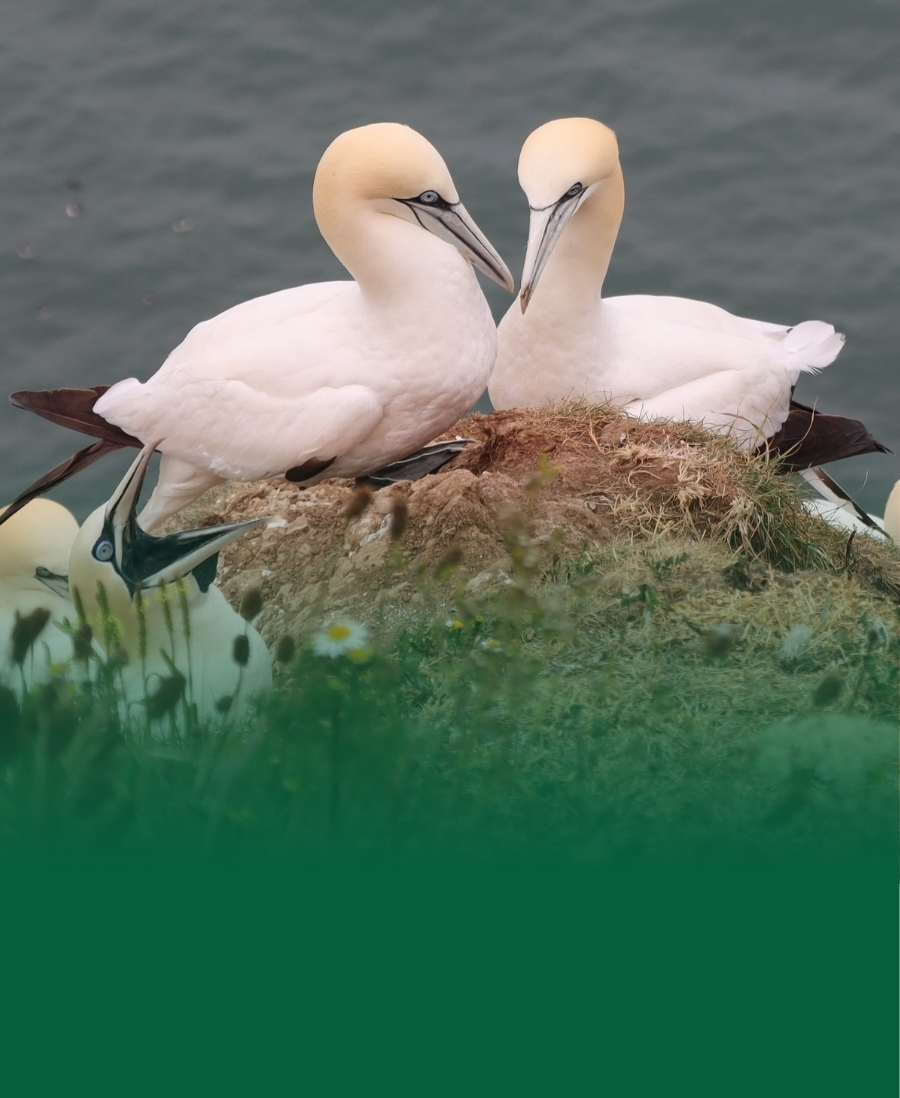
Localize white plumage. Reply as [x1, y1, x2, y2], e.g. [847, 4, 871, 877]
[0, 499, 80, 697]
[490, 118, 846, 451]
[93, 123, 513, 529]
[68, 445, 272, 728]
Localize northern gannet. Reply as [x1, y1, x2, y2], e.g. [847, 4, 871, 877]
[490, 118, 888, 478]
[0, 499, 80, 696]
[5, 123, 514, 531]
[68, 443, 272, 726]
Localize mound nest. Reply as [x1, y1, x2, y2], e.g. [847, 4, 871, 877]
[164, 406, 899, 644]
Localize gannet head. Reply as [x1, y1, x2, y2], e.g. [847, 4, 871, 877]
[0, 498, 79, 597]
[70, 443, 265, 634]
[517, 118, 622, 312]
[314, 123, 514, 292]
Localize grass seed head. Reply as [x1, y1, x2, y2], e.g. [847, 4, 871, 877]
[389, 498, 409, 541]
[239, 588, 264, 622]
[11, 607, 50, 665]
[233, 634, 251, 666]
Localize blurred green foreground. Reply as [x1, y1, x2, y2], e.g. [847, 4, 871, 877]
[1, 529, 896, 865]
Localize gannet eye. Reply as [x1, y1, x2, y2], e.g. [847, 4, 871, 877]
[565, 183, 584, 199]
[93, 539, 114, 562]
[418, 190, 440, 205]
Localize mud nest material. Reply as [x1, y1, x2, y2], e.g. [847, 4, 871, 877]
[162, 405, 899, 644]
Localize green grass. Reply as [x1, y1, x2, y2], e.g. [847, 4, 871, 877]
[1, 530, 896, 865]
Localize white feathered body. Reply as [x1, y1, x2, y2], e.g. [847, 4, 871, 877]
[493, 293, 845, 450]
[114, 583, 272, 727]
[0, 582, 78, 698]
[94, 229, 496, 515]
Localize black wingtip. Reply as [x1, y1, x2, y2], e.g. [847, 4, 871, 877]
[761, 402, 891, 471]
[0, 439, 124, 529]
[358, 439, 473, 487]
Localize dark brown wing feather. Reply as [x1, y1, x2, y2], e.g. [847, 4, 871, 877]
[0, 438, 126, 528]
[9, 386, 142, 447]
[760, 400, 891, 471]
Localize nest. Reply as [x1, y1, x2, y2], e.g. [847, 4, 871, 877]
[159, 405, 899, 645]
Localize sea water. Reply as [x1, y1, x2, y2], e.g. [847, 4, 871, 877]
[0, 0, 897, 514]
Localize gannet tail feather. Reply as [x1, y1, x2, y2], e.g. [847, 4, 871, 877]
[10, 386, 143, 448]
[761, 399, 891, 471]
[358, 438, 473, 487]
[783, 320, 846, 373]
[800, 466, 886, 534]
[0, 438, 126, 529]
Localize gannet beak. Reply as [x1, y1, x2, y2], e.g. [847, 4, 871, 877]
[519, 190, 588, 313]
[35, 567, 70, 599]
[400, 196, 515, 292]
[96, 441, 266, 594]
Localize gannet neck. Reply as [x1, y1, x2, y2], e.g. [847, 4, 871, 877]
[517, 117, 624, 314]
[69, 507, 142, 650]
[884, 479, 900, 542]
[535, 167, 624, 311]
[313, 122, 512, 301]
[324, 201, 475, 305]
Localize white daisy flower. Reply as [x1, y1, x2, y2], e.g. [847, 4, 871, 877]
[312, 619, 370, 659]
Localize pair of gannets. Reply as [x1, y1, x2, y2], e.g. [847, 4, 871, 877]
[4, 119, 887, 532]
[1, 449, 271, 721]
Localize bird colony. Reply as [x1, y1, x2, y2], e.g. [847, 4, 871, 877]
[1, 119, 894, 728]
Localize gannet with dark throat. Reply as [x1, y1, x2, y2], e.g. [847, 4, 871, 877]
[0, 499, 81, 695]
[68, 443, 272, 725]
[5, 123, 514, 530]
[490, 118, 888, 519]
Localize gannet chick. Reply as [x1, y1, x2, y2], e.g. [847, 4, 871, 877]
[0, 499, 80, 696]
[68, 444, 273, 727]
[491, 118, 887, 469]
[6, 123, 514, 531]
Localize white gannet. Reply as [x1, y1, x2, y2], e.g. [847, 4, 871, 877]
[6, 123, 514, 531]
[490, 118, 887, 475]
[884, 480, 900, 542]
[0, 499, 80, 696]
[68, 444, 273, 726]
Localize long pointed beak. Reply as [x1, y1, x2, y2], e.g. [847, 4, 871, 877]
[408, 200, 515, 292]
[35, 568, 70, 599]
[519, 193, 586, 313]
[106, 442, 265, 592]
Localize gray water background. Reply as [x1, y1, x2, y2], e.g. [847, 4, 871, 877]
[1, 0, 898, 518]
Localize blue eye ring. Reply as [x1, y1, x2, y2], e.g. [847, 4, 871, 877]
[418, 190, 440, 205]
[93, 539, 114, 562]
[565, 182, 584, 199]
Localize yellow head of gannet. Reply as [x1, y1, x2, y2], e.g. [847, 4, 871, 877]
[0, 498, 79, 594]
[516, 117, 624, 312]
[69, 443, 264, 639]
[314, 123, 514, 294]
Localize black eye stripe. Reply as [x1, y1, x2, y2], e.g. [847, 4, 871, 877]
[564, 182, 584, 199]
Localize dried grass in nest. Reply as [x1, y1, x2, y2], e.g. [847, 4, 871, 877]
[446, 404, 898, 595]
